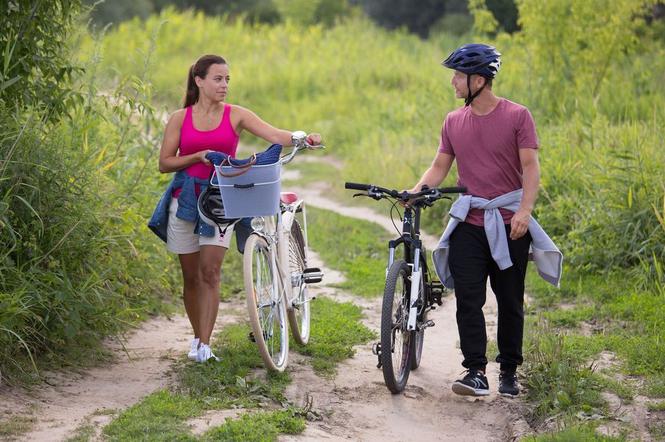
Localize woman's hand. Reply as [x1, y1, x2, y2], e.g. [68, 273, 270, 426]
[198, 149, 212, 165]
[306, 133, 322, 146]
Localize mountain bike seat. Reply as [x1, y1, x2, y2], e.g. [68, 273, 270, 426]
[280, 192, 298, 204]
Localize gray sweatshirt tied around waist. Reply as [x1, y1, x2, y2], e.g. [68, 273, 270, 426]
[432, 189, 563, 289]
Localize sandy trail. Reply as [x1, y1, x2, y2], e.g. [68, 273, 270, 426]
[0, 306, 242, 441]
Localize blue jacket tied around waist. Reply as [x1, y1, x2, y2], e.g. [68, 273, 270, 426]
[148, 170, 216, 242]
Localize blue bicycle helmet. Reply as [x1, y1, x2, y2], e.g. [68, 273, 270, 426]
[442, 43, 501, 106]
[442, 43, 501, 79]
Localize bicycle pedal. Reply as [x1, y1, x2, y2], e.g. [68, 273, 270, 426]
[371, 342, 382, 369]
[372, 342, 381, 355]
[303, 267, 323, 284]
[420, 320, 435, 329]
[248, 331, 256, 342]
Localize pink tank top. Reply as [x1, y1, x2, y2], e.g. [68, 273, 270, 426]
[173, 104, 239, 197]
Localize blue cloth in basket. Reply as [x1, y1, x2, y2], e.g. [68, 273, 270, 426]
[206, 144, 282, 167]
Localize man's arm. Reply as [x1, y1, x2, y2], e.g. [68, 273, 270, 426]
[410, 152, 455, 192]
[510, 148, 540, 240]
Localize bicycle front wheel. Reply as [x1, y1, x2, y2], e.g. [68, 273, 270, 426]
[380, 259, 413, 393]
[244, 233, 289, 372]
[286, 219, 311, 345]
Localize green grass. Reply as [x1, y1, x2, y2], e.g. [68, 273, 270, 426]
[307, 206, 393, 298]
[522, 319, 606, 424]
[647, 401, 665, 412]
[523, 424, 627, 442]
[201, 409, 306, 442]
[103, 390, 203, 441]
[293, 297, 376, 376]
[0, 415, 35, 439]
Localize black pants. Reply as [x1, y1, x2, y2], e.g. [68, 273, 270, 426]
[448, 222, 531, 373]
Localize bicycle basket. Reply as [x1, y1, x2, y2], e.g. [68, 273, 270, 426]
[215, 162, 281, 218]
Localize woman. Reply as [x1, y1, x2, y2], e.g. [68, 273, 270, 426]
[149, 54, 322, 362]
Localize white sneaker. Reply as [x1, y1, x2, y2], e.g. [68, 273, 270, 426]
[196, 344, 220, 363]
[188, 337, 200, 360]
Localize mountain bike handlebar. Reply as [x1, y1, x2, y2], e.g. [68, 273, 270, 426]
[344, 182, 466, 203]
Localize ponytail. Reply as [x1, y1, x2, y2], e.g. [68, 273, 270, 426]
[182, 54, 228, 108]
[183, 65, 199, 108]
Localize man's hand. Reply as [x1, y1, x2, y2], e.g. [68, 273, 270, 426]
[510, 208, 531, 240]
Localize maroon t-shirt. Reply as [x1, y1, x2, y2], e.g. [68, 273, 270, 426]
[438, 98, 539, 226]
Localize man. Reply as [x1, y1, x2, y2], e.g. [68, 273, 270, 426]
[409, 43, 562, 397]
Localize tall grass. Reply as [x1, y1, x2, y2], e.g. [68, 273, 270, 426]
[0, 30, 182, 383]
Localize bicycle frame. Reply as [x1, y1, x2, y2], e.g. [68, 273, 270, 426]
[250, 194, 310, 315]
[387, 205, 427, 332]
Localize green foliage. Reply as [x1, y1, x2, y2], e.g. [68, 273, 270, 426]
[503, 0, 663, 120]
[0, 15, 182, 383]
[0, 1, 83, 121]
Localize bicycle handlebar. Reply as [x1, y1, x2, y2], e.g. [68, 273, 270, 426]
[344, 182, 466, 201]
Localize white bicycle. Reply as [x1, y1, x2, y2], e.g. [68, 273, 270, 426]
[216, 132, 323, 371]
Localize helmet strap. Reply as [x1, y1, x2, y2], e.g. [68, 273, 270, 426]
[464, 74, 487, 107]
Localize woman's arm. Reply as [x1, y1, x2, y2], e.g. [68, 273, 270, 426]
[158, 110, 211, 173]
[234, 106, 321, 146]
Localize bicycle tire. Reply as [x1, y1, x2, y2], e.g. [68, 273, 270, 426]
[286, 219, 311, 345]
[410, 268, 427, 370]
[244, 233, 289, 372]
[380, 259, 413, 393]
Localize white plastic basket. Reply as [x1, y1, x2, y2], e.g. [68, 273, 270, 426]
[214, 162, 281, 218]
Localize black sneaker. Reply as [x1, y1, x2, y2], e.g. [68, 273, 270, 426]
[498, 370, 519, 396]
[452, 369, 490, 396]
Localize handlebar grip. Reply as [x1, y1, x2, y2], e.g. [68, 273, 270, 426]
[345, 182, 371, 191]
[439, 186, 467, 194]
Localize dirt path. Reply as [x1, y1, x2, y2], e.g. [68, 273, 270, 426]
[0, 166, 525, 441]
[0, 307, 242, 441]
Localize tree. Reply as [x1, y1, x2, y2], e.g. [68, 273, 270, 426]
[0, 0, 83, 119]
[360, 0, 447, 38]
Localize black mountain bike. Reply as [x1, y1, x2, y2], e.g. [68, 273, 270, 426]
[344, 182, 466, 393]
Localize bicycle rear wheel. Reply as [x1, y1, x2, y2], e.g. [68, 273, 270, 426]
[244, 233, 289, 371]
[286, 219, 311, 345]
[380, 259, 413, 393]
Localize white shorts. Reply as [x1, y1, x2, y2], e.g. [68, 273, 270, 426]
[166, 197, 234, 254]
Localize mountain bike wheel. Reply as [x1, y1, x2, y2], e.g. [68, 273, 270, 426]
[380, 259, 413, 393]
[244, 233, 289, 372]
[410, 269, 426, 370]
[286, 219, 311, 345]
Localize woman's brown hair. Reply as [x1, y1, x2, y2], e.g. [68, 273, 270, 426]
[183, 54, 227, 108]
